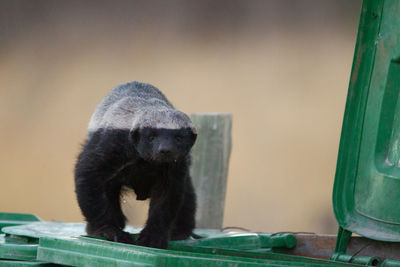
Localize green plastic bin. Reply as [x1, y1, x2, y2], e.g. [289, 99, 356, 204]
[1, 222, 359, 267]
[333, 0, 400, 254]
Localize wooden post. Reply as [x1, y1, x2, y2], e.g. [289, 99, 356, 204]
[189, 113, 232, 229]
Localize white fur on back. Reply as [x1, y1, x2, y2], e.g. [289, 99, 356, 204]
[88, 82, 193, 134]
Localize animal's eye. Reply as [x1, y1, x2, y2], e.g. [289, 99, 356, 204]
[148, 134, 156, 141]
[175, 135, 183, 142]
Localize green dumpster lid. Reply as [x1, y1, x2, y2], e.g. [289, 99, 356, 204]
[0, 213, 45, 263]
[1, 222, 141, 242]
[3, 222, 361, 266]
[0, 213, 41, 233]
[333, 0, 400, 242]
[36, 236, 359, 267]
[0, 234, 38, 261]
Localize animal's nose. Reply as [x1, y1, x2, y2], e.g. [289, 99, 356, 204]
[158, 145, 172, 155]
[159, 149, 171, 155]
[156, 145, 174, 162]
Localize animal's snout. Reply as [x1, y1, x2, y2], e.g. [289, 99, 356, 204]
[159, 148, 171, 155]
[156, 145, 173, 160]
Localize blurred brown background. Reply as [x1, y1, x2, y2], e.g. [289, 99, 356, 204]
[0, 0, 361, 234]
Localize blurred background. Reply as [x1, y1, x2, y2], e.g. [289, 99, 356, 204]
[0, 0, 361, 234]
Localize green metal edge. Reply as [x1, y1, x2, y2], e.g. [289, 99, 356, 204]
[331, 0, 400, 241]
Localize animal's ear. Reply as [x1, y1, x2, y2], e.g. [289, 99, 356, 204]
[190, 127, 197, 145]
[191, 126, 197, 135]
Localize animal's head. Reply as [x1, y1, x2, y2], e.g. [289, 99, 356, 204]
[129, 110, 197, 162]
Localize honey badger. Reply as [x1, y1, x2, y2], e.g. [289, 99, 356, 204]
[74, 81, 197, 248]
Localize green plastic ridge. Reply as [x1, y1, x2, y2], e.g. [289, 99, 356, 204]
[37, 236, 360, 267]
[0, 213, 41, 234]
[0, 234, 38, 261]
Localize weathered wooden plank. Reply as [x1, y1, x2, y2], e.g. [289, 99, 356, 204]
[189, 113, 232, 229]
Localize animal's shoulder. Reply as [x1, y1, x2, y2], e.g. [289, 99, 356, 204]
[99, 97, 140, 129]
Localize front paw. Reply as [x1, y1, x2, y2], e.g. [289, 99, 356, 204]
[89, 225, 135, 244]
[170, 231, 191, 241]
[137, 228, 168, 249]
[111, 229, 135, 244]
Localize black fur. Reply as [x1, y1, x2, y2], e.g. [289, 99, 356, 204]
[75, 116, 197, 248]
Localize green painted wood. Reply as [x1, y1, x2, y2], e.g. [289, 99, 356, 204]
[189, 113, 232, 229]
[333, 0, 400, 242]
